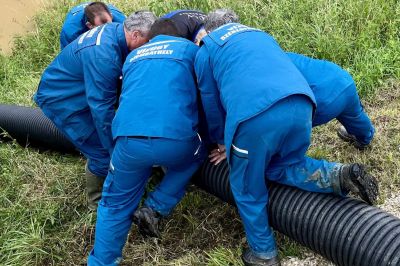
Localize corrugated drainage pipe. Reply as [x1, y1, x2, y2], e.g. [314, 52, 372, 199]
[0, 104, 76, 153]
[192, 159, 400, 266]
[1, 105, 400, 265]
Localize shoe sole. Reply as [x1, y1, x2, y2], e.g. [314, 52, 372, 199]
[352, 165, 379, 205]
[133, 208, 162, 238]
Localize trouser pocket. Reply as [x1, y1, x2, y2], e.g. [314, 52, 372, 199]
[230, 144, 249, 195]
[100, 161, 115, 206]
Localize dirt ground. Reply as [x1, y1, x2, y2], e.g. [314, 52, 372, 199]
[0, 0, 44, 54]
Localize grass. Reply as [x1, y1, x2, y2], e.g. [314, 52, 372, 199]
[0, 0, 399, 265]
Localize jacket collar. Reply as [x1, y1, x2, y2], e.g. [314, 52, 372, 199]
[116, 23, 129, 59]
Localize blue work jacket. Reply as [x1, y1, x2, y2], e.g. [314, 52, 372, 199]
[162, 10, 206, 41]
[112, 35, 199, 140]
[60, 2, 125, 49]
[195, 23, 316, 158]
[35, 23, 129, 154]
[287, 52, 354, 113]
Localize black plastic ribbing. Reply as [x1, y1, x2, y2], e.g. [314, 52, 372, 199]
[193, 160, 400, 266]
[0, 104, 76, 153]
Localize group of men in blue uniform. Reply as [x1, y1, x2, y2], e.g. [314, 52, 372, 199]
[34, 3, 379, 266]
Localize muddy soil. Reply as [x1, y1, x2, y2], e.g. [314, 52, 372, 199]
[0, 0, 44, 54]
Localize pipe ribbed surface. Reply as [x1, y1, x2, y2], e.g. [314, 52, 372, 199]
[193, 160, 400, 266]
[0, 104, 76, 153]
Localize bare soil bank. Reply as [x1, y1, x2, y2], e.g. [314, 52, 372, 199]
[0, 0, 44, 54]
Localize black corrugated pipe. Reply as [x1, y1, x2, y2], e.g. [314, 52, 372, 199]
[0, 104, 76, 153]
[1, 105, 400, 265]
[192, 160, 400, 266]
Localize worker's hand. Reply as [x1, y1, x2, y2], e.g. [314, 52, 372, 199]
[209, 144, 226, 165]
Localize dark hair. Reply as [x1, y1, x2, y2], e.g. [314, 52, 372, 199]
[84, 2, 111, 25]
[148, 19, 181, 39]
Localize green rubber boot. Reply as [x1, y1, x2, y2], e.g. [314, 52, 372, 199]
[85, 164, 105, 211]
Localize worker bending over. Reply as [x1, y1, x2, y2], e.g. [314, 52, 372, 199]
[162, 9, 207, 44]
[87, 19, 204, 265]
[34, 12, 156, 210]
[287, 52, 374, 149]
[60, 1, 126, 49]
[195, 9, 379, 266]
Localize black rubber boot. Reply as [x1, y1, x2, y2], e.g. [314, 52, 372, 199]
[339, 163, 379, 205]
[337, 125, 369, 150]
[242, 248, 281, 266]
[85, 164, 105, 211]
[149, 166, 165, 184]
[133, 206, 162, 238]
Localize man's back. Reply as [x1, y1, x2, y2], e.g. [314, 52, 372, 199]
[199, 23, 314, 125]
[162, 10, 206, 41]
[35, 23, 128, 143]
[287, 52, 354, 108]
[113, 35, 199, 140]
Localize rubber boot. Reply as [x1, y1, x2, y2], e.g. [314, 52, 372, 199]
[339, 163, 379, 205]
[241, 248, 281, 266]
[149, 166, 165, 184]
[85, 164, 105, 211]
[133, 206, 162, 238]
[337, 125, 369, 150]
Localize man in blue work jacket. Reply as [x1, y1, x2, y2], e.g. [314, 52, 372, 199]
[60, 1, 126, 49]
[162, 10, 207, 45]
[34, 11, 156, 210]
[287, 52, 375, 149]
[87, 19, 204, 265]
[195, 9, 379, 266]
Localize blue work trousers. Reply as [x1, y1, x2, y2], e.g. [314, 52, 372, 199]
[53, 123, 110, 177]
[312, 83, 374, 145]
[230, 95, 342, 258]
[87, 135, 203, 266]
[80, 130, 111, 177]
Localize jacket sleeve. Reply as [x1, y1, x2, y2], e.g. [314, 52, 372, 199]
[59, 29, 70, 50]
[109, 8, 126, 23]
[194, 47, 225, 144]
[83, 57, 120, 155]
